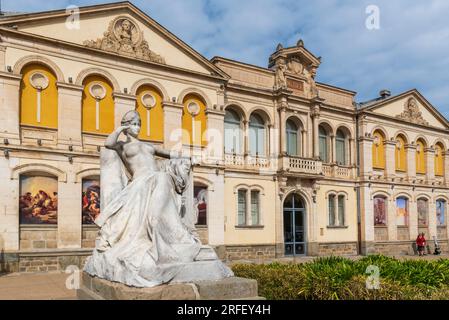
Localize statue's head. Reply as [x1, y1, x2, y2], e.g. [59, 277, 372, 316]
[121, 110, 141, 138]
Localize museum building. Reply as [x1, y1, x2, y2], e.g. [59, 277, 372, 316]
[0, 2, 448, 273]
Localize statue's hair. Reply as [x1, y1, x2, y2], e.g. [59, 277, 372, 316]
[121, 110, 141, 126]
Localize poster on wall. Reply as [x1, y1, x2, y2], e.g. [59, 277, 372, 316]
[82, 179, 100, 225]
[374, 197, 387, 226]
[417, 199, 428, 226]
[194, 186, 207, 226]
[396, 198, 408, 226]
[19, 176, 58, 225]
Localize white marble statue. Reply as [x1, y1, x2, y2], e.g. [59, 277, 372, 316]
[84, 110, 233, 288]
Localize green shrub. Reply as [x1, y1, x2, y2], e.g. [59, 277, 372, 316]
[231, 256, 449, 300]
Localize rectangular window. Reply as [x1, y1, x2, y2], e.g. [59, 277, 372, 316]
[328, 195, 336, 226]
[336, 139, 346, 165]
[287, 132, 298, 156]
[338, 195, 345, 226]
[319, 136, 328, 163]
[251, 191, 260, 226]
[238, 190, 247, 226]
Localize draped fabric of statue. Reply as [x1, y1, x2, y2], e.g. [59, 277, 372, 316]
[84, 149, 202, 287]
[84, 110, 232, 288]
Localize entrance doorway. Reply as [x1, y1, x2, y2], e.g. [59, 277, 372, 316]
[283, 193, 306, 256]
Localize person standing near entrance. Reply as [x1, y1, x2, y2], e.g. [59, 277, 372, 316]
[416, 233, 426, 256]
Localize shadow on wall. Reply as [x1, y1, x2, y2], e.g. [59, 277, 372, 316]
[0, 236, 11, 276]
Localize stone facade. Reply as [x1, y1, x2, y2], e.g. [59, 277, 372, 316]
[0, 2, 448, 275]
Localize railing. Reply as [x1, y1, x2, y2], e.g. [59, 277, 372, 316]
[323, 164, 353, 179]
[224, 153, 271, 169]
[282, 156, 322, 175]
[224, 153, 245, 166]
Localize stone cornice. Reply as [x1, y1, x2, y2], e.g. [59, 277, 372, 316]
[205, 106, 225, 116]
[112, 92, 137, 101]
[0, 71, 22, 81]
[162, 101, 184, 110]
[56, 82, 83, 91]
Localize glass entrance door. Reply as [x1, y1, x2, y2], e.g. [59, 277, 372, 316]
[283, 194, 306, 256]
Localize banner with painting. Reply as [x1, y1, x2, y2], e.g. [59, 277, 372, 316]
[436, 199, 446, 226]
[373, 196, 387, 226]
[396, 197, 409, 226]
[82, 179, 100, 225]
[417, 198, 428, 226]
[194, 186, 207, 226]
[19, 176, 58, 225]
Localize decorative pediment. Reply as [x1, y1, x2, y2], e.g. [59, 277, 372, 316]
[396, 98, 429, 126]
[83, 16, 165, 64]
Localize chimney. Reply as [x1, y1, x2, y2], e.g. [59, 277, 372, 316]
[379, 90, 391, 99]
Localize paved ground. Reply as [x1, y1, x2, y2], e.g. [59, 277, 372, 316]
[1, 254, 448, 300]
[0, 272, 77, 300]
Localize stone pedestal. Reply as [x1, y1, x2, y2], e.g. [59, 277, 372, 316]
[77, 272, 263, 300]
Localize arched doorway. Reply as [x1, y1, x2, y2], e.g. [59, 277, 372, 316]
[283, 193, 306, 256]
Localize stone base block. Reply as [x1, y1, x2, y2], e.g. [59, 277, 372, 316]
[77, 272, 263, 300]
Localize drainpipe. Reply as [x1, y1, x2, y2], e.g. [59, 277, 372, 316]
[355, 111, 362, 255]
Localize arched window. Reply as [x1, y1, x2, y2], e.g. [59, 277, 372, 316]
[417, 198, 428, 227]
[286, 119, 300, 156]
[416, 139, 426, 174]
[82, 75, 114, 134]
[20, 63, 58, 129]
[436, 199, 446, 226]
[224, 109, 242, 154]
[135, 85, 164, 142]
[338, 195, 345, 226]
[194, 185, 208, 226]
[335, 129, 347, 166]
[372, 130, 385, 169]
[319, 125, 329, 163]
[396, 197, 409, 226]
[82, 178, 100, 225]
[328, 194, 345, 227]
[435, 143, 445, 177]
[182, 94, 207, 147]
[395, 135, 407, 172]
[249, 114, 266, 156]
[374, 196, 387, 226]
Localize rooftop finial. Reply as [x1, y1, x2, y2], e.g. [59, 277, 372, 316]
[276, 43, 283, 51]
[297, 39, 304, 47]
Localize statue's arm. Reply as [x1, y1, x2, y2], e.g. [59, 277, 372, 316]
[105, 126, 129, 150]
[153, 146, 191, 161]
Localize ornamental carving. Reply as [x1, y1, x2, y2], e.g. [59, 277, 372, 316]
[396, 98, 428, 126]
[83, 16, 166, 64]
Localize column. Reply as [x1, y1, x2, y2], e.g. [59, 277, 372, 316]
[162, 101, 183, 151]
[207, 173, 225, 247]
[279, 106, 287, 155]
[425, 148, 435, 183]
[360, 185, 375, 254]
[359, 137, 374, 177]
[311, 106, 320, 159]
[57, 169, 81, 249]
[113, 93, 136, 130]
[444, 151, 449, 186]
[0, 45, 6, 72]
[387, 198, 397, 241]
[243, 120, 250, 158]
[409, 198, 418, 241]
[385, 140, 397, 178]
[0, 156, 20, 251]
[205, 108, 225, 165]
[428, 200, 437, 240]
[302, 130, 307, 158]
[56, 83, 83, 150]
[0, 72, 22, 143]
[406, 144, 417, 182]
[330, 134, 336, 163]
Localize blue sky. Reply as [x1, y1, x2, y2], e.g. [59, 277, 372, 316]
[3, 0, 449, 116]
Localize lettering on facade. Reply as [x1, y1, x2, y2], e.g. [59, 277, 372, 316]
[287, 78, 304, 92]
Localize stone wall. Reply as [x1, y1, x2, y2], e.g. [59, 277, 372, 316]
[374, 227, 388, 241]
[20, 226, 57, 250]
[437, 227, 447, 240]
[82, 226, 99, 248]
[373, 240, 449, 256]
[318, 242, 358, 256]
[224, 245, 276, 261]
[196, 226, 208, 245]
[397, 227, 410, 241]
